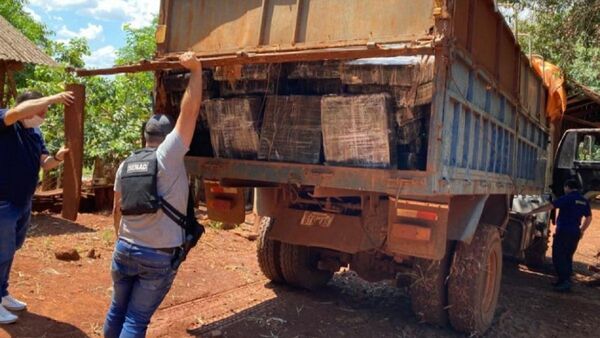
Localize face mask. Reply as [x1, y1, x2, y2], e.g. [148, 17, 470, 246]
[21, 115, 45, 129]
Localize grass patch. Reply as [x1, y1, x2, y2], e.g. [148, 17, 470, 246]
[207, 220, 224, 229]
[100, 228, 115, 246]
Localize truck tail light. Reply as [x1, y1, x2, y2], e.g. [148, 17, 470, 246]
[396, 208, 439, 221]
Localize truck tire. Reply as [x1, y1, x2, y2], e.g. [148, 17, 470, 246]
[448, 224, 502, 335]
[524, 235, 548, 269]
[409, 248, 452, 326]
[279, 243, 333, 290]
[256, 217, 285, 283]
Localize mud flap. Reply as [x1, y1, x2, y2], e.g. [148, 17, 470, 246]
[385, 198, 449, 260]
[205, 181, 245, 224]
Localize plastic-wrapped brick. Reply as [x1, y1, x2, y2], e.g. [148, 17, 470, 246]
[259, 96, 322, 164]
[288, 61, 342, 80]
[321, 93, 396, 168]
[203, 97, 262, 160]
[341, 56, 434, 86]
[213, 64, 279, 81]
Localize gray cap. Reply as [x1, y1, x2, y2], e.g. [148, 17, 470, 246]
[144, 114, 174, 137]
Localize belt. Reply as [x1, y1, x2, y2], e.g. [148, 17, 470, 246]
[119, 238, 178, 255]
[156, 247, 178, 254]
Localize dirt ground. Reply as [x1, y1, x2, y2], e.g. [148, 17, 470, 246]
[1, 206, 599, 338]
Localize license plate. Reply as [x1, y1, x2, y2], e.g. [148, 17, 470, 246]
[300, 212, 334, 228]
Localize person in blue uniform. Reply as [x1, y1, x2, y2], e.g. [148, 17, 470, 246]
[527, 179, 592, 292]
[0, 90, 74, 324]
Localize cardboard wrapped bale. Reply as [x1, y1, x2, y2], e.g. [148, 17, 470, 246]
[341, 56, 434, 86]
[204, 97, 262, 160]
[288, 61, 342, 79]
[321, 94, 396, 168]
[215, 64, 281, 96]
[284, 79, 342, 95]
[396, 106, 429, 145]
[259, 96, 322, 164]
[219, 80, 275, 96]
[214, 64, 280, 81]
[346, 83, 432, 108]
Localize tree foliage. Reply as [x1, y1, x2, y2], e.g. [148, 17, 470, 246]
[509, 0, 600, 90]
[1, 0, 156, 168]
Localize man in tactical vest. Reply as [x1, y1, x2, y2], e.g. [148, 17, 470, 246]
[104, 52, 203, 337]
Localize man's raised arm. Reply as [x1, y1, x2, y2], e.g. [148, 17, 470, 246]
[174, 52, 203, 148]
[3, 92, 74, 126]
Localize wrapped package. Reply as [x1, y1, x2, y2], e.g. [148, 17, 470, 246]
[203, 97, 262, 159]
[288, 61, 342, 80]
[341, 56, 434, 86]
[321, 93, 396, 168]
[215, 64, 281, 96]
[343, 56, 435, 108]
[219, 80, 275, 96]
[259, 96, 322, 164]
[214, 64, 279, 81]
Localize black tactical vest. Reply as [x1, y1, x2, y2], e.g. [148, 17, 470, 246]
[118, 147, 205, 268]
[120, 148, 160, 215]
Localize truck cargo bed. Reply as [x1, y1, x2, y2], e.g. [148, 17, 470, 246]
[152, 0, 551, 197]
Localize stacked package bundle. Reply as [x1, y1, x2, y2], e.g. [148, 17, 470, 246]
[203, 97, 262, 160]
[396, 106, 428, 145]
[396, 105, 430, 170]
[288, 61, 342, 80]
[259, 96, 322, 164]
[321, 94, 396, 168]
[285, 61, 343, 95]
[342, 56, 435, 109]
[214, 64, 281, 96]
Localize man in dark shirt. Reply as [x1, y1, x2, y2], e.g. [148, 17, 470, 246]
[0, 90, 73, 324]
[527, 179, 592, 292]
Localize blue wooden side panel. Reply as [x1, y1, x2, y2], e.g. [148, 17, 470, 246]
[441, 53, 548, 193]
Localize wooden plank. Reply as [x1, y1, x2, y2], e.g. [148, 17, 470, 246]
[61, 84, 85, 221]
[76, 44, 435, 77]
[562, 114, 600, 128]
[0, 63, 5, 107]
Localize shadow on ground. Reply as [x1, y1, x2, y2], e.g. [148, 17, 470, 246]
[1, 311, 90, 338]
[27, 213, 95, 238]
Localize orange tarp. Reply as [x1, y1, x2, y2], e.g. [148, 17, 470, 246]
[531, 56, 567, 122]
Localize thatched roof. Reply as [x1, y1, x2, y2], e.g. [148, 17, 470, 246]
[0, 15, 57, 67]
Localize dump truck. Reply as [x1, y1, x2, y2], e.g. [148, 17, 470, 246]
[79, 0, 554, 334]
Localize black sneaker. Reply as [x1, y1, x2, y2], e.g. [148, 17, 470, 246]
[553, 280, 572, 292]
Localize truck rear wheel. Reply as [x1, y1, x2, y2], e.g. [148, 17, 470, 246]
[279, 243, 333, 290]
[409, 248, 452, 326]
[524, 235, 548, 269]
[448, 224, 502, 335]
[256, 217, 285, 283]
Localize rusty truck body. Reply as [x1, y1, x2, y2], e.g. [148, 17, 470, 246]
[85, 0, 553, 334]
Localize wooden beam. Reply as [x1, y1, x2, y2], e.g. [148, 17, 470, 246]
[0, 63, 6, 108]
[61, 84, 85, 221]
[76, 44, 435, 77]
[562, 114, 600, 128]
[6, 70, 17, 103]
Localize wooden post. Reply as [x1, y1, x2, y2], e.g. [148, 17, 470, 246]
[0, 62, 6, 108]
[61, 84, 85, 221]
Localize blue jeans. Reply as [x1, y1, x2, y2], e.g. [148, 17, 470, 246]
[0, 200, 31, 298]
[104, 239, 177, 338]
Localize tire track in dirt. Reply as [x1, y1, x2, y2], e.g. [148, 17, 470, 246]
[149, 279, 278, 337]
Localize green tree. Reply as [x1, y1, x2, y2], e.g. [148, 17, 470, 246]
[508, 0, 600, 90]
[84, 21, 157, 166]
[2, 0, 157, 168]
